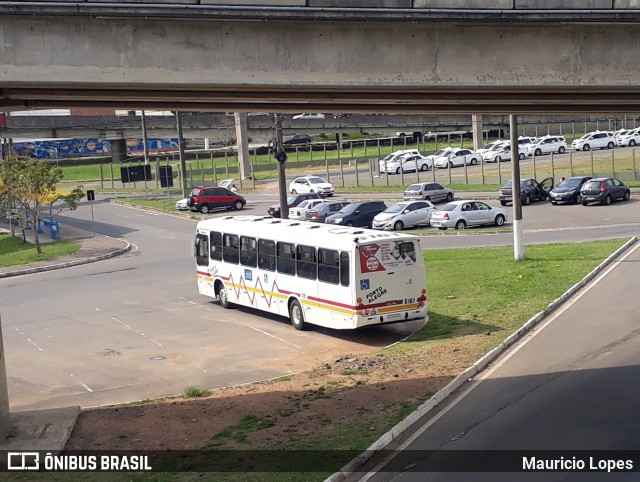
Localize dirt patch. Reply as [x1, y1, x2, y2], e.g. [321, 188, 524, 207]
[66, 342, 476, 452]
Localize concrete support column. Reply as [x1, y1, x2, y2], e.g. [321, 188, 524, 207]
[234, 113, 251, 179]
[110, 138, 127, 164]
[0, 313, 11, 441]
[472, 114, 483, 151]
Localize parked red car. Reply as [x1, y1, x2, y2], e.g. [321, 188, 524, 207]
[187, 186, 246, 214]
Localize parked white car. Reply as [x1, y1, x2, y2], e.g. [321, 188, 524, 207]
[482, 143, 512, 163]
[378, 149, 421, 172]
[288, 198, 326, 221]
[372, 200, 436, 231]
[571, 131, 616, 151]
[430, 200, 507, 230]
[433, 148, 481, 169]
[616, 128, 640, 147]
[292, 113, 325, 120]
[523, 135, 567, 157]
[476, 140, 508, 157]
[175, 198, 190, 211]
[515, 137, 537, 159]
[288, 176, 334, 197]
[381, 153, 432, 173]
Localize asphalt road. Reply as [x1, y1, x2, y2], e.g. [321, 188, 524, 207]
[359, 242, 640, 482]
[1, 194, 638, 410]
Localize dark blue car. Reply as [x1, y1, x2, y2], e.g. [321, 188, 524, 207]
[325, 201, 387, 228]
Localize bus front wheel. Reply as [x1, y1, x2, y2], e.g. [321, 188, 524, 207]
[289, 300, 306, 330]
[217, 282, 231, 309]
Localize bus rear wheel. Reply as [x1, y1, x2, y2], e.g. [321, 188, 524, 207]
[289, 300, 306, 330]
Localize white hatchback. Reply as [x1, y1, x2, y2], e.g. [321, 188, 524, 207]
[289, 199, 326, 221]
[523, 135, 567, 157]
[433, 148, 481, 169]
[288, 176, 334, 197]
[372, 200, 436, 231]
[616, 128, 640, 147]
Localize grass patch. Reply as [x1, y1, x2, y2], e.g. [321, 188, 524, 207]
[117, 197, 185, 212]
[338, 369, 369, 376]
[0, 234, 80, 268]
[181, 386, 210, 398]
[208, 415, 276, 445]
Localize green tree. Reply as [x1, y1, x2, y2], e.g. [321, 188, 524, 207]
[0, 156, 83, 254]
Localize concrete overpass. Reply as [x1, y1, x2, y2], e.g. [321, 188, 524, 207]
[3, 2, 640, 114]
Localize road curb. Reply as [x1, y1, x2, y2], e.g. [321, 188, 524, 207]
[0, 237, 132, 279]
[324, 235, 638, 482]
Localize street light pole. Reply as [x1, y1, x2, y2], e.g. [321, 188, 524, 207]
[510, 114, 524, 260]
[273, 113, 289, 220]
[175, 111, 188, 198]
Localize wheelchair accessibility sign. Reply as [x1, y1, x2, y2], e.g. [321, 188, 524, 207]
[360, 279, 370, 290]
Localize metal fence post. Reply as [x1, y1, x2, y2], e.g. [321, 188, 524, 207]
[110, 163, 114, 190]
[480, 157, 485, 184]
[634, 149, 638, 180]
[550, 152, 555, 181]
[325, 146, 330, 182]
[569, 151, 573, 176]
[99, 163, 104, 189]
[611, 149, 615, 177]
[447, 163, 452, 185]
[350, 141, 354, 159]
[498, 156, 502, 185]
[155, 159, 160, 189]
[463, 159, 468, 185]
[532, 153, 537, 180]
[590, 150, 594, 177]
[369, 159, 375, 187]
[224, 152, 229, 178]
[340, 156, 345, 188]
[364, 139, 367, 157]
[354, 157, 359, 187]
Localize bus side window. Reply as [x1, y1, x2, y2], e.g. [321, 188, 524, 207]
[258, 239, 276, 271]
[340, 252, 350, 287]
[222, 233, 240, 264]
[240, 236, 257, 267]
[195, 234, 209, 266]
[277, 242, 296, 275]
[210, 231, 222, 261]
[318, 248, 339, 285]
[297, 245, 317, 280]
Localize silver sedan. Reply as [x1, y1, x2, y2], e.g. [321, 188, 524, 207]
[430, 200, 507, 230]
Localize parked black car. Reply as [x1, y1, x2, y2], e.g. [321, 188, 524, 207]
[580, 177, 631, 206]
[267, 193, 321, 218]
[499, 177, 553, 206]
[325, 201, 387, 228]
[282, 134, 312, 145]
[548, 176, 593, 204]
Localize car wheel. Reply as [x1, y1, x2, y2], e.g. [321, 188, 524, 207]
[424, 196, 431, 201]
[558, 146, 566, 154]
[523, 195, 531, 205]
[438, 227, 447, 230]
[289, 299, 305, 331]
[446, 192, 453, 202]
[519, 153, 525, 160]
[396, 168, 401, 174]
[604, 194, 612, 205]
[582, 201, 588, 206]
[393, 221, 404, 231]
[310, 190, 315, 193]
[630, 140, 637, 147]
[624, 190, 631, 201]
[420, 164, 428, 172]
[494, 214, 505, 227]
[535, 148, 542, 156]
[199, 204, 210, 214]
[470, 158, 478, 166]
[500, 201, 507, 206]
[217, 282, 231, 309]
[234, 200, 244, 210]
[607, 142, 615, 149]
[495, 156, 501, 163]
[455, 220, 466, 230]
[291, 189, 297, 194]
[582, 144, 591, 151]
[346, 222, 354, 227]
[550, 201, 557, 205]
[448, 161, 454, 168]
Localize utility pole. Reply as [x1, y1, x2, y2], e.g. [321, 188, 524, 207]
[141, 110, 150, 165]
[0, 312, 11, 441]
[510, 114, 524, 260]
[175, 112, 188, 198]
[273, 114, 289, 220]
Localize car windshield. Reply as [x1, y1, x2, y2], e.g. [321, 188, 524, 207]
[557, 178, 583, 188]
[439, 203, 457, 212]
[384, 204, 407, 214]
[579, 133, 591, 140]
[297, 200, 311, 208]
[584, 181, 602, 189]
[501, 180, 527, 188]
[308, 177, 325, 184]
[381, 152, 400, 162]
[286, 195, 298, 203]
[406, 184, 421, 191]
[433, 149, 450, 156]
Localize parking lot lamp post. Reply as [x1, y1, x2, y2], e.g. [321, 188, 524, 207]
[510, 115, 524, 260]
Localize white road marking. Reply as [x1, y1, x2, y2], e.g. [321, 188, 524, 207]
[179, 296, 215, 312]
[117, 215, 131, 219]
[111, 317, 163, 347]
[360, 241, 640, 480]
[69, 374, 94, 392]
[12, 327, 44, 351]
[249, 326, 303, 350]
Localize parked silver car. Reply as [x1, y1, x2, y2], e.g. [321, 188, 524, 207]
[403, 182, 454, 203]
[372, 200, 436, 231]
[430, 200, 507, 230]
[305, 200, 351, 223]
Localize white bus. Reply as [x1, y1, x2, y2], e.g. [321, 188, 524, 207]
[194, 215, 428, 330]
